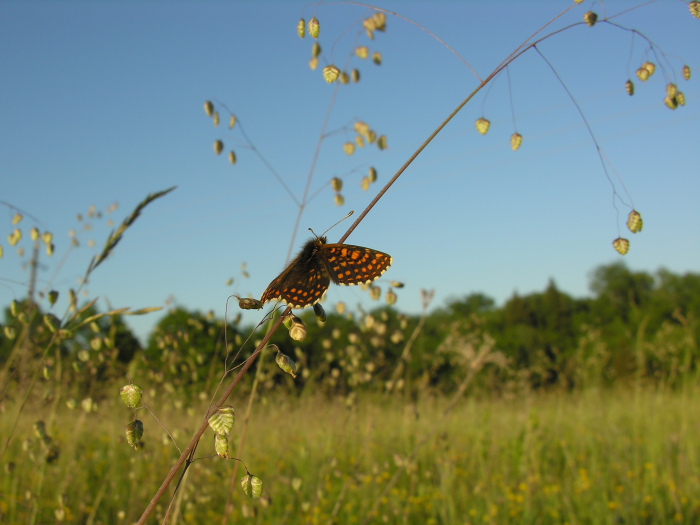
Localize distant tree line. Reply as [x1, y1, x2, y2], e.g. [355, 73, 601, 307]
[2, 262, 698, 399]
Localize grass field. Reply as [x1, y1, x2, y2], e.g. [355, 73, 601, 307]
[2, 384, 699, 524]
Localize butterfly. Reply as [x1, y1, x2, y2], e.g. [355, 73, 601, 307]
[260, 236, 393, 308]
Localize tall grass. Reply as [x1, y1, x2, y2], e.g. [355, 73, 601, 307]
[2, 385, 699, 524]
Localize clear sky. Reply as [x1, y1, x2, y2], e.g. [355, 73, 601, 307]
[1, 1, 698, 341]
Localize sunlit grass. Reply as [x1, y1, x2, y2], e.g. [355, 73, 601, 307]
[2, 385, 700, 523]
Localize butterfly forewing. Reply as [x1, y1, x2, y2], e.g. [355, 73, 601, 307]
[261, 236, 392, 308]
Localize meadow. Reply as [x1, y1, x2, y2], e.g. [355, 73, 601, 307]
[2, 384, 699, 524]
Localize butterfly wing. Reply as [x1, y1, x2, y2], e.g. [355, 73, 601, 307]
[260, 239, 331, 308]
[321, 244, 393, 286]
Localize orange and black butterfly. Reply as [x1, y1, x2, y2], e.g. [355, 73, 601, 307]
[260, 236, 392, 308]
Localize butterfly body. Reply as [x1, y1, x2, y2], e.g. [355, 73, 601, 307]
[260, 236, 392, 308]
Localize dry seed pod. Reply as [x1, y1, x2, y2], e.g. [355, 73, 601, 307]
[331, 177, 343, 192]
[241, 474, 263, 500]
[323, 65, 340, 83]
[286, 315, 307, 341]
[204, 100, 214, 117]
[676, 92, 686, 106]
[276, 351, 298, 378]
[312, 42, 321, 58]
[334, 193, 345, 206]
[42, 232, 53, 245]
[361, 176, 370, 191]
[643, 61, 656, 77]
[229, 115, 236, 129]
[340, 71, 350, 84]
[584, 11, 598, 26]
[238, 297, 263, 310]
[626, 210, 643, 233]
[511, 132, 523, 151]
[213, 112, 220, 126]
[372, 52, 382, 65]
[682, 65, 691, 80]
[313, 302, 327, 322]
[377, 135, 388, 150]
[690, 1, 700, 19]
[30, 227, 39, 240]
[228, 151, 237, 165]
[351, 69, 360, 83]
[215, 433, 229, 458]
[356, 46, 369, 59]
[370, 286, 381, 301]
[625, 80, 634, 96]
[308, 16, 320, 38]
[373, 12, 387, 31]
[636, 67, 650, 82]
[297, 18, 306, 38]
[664, 95, 678, 110]
[343, 142, 355, 155]
[612, 237, 630, 255]
[120, 384, 143, 408]
[214, 140, 224, 155]
[46, 243, 55, 256]
[309, 57, 319, 70]
[125, 420, 144, 449]
[12, 213, 23, 225]
[368, 167, 377, 182]
[48, 290, 59, 305]
[386, 288, 397, 305]
[475, 117, 491, 135]
[208, 406, 235, 436]
[666, 83, 678, 97]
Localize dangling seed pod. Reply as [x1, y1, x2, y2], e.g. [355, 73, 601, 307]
[344, 142, 355, 155]
[584, 11, 598, 26]
[229, 115, 236, 129]
[241, 474, 263, 500]
[213, 112, 220, 126]
[215, 433, 229, 459]
[511, 132, 523, 151]
[308, 17, 320, 38]
[361, 176, 370, 191]
[390, 281, 404, 288]
[475, 117, 491, 135]
[229, 151, 237, 165]
[309, 57, 319, 70]
[636, 67, 650, 81]
[666, 83, 678, 97]
[368, 167, 377, 182]
[312, 42, 321, 58]
[682, 65, 691, 80]
[386, 288, 397, 305]
[625, 80, 634, 96]
[377, 135, 388, 150]
[48, 290, 59, 305]
[356, 46, 369, 59]
[340, 71, 350, 84]
[238, 297, 263, 310]
[276, 351, 298, 378]
[120, 384, 143, 408]
[285, 315, 307, 341]
[664, 95, 679, 110]
[612, 237, 630, 255]
[642, 61, 656, 77]
[369, 286, 381, 301]
[204, 100, 214, 117]
[208, 406, 235, 436]
[313, 302, 326, 322]
[334, 194, 345, 206]
[372, 52, 382, 65]
[676, 92, 686, 106]
[331, 177, 343, 192]
[323, 65, 340, 83]
[373, 12, 387, 31]
[297, 18, 306, 38]
[214, 140, 224, 155]
[626, 210, 643, 233]
[690, 1, 700, 19]
[351, 69, 360, 83]
[126, 420, 144, 449]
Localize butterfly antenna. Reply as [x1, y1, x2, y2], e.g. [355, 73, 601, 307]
[309, 210, 355, 239]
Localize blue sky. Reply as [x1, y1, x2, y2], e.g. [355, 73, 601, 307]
[1, 1, 698, 341]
